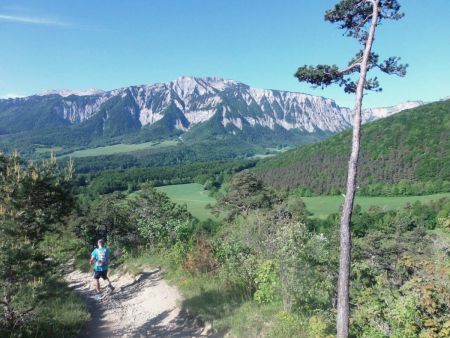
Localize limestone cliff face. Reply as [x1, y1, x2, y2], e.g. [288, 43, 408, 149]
[0, 76, 424, 139]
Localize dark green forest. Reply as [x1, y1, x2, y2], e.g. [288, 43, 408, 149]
[76, 159, 257, 197]
[67, 139, 261, 173]
[256, 100, 450, 196]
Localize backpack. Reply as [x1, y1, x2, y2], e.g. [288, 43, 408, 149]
[96, 248, 109, 267]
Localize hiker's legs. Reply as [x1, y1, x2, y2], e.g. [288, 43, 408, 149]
[93, 271, 101, 293]
[103, 270, 114, 289]
[94, 277, 100, 293]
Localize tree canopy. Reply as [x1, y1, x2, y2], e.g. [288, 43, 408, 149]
[295, 0, 407, 93]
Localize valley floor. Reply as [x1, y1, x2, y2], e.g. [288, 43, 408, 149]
[156, 183, 217, 221]
[66, 267, 217, 337]
[156, 182, 450, 221]
[302, 192, 450, 219]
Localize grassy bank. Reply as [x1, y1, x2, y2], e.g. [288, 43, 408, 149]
[31, 280, 90, 337]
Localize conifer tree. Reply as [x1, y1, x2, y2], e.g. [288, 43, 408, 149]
[294, 1, 407, 336]
[0, 152, 74, 332]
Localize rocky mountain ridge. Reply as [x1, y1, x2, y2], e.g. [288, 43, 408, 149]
[0, 77, 428, 144]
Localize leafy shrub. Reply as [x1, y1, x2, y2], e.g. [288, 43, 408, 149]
[212, 232, 259, 299]
[268, 311, 307, 338]
[131, 186, 192, 246]
[254, 260, 280, 304]
[436, 200, 450, 228]
[168, 241, 191, 267]
[308, 315, 334, 338]
[275, 221, 337, 312]
[184, 238, 217, 274]
[351, 220, 450, 338]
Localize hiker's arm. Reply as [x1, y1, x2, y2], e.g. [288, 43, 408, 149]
[89, 254, 95, 265]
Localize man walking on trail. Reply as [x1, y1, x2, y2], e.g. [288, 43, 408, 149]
[90, 239, 114, 299]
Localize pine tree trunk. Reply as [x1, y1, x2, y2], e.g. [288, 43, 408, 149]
[336, 1, 380, 337]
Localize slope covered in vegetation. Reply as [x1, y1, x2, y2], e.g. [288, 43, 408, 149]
[2, 151, 449, 337]
[256, 100, 450, 195]
[111, 172, 450, 337]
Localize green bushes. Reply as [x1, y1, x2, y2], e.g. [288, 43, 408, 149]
[350, 197, 450, 236]
[276, 223, 337, 313]
[18, 279, 89, 338]
[254, 260, 280, 304]
[348, 199, 450, 337]
[72, 185, 196, 254]
[161, 176, 450, 336]
[351, 236, 450, 337]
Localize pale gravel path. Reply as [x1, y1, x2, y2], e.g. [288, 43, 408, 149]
[66, 267, 217, 338]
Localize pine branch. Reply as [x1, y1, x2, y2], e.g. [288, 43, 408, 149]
[377, 56, 408, 76]
[352, 13, 373, 40]
[340, 61, 362, 74]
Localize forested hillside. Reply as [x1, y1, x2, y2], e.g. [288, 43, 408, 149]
[256, 100, 450, 195]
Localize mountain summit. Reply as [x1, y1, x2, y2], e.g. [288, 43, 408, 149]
[0, 77, 427, 149]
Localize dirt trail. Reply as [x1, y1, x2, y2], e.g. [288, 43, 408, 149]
[66, 268, 218, 338]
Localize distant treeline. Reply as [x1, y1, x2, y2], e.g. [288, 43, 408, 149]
[65, 138, 261, 174]
[256, 100, 450, 196]
[76, 159, 257, 196]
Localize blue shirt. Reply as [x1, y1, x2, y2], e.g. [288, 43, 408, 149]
[91, 247, 110, 272]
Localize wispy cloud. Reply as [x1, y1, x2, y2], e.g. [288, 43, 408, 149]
[0, 14, 71, 27]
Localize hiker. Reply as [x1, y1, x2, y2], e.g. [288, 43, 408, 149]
[90, 239, 114, 299]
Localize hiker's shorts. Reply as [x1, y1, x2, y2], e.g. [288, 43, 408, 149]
[93, 270, 108, 280]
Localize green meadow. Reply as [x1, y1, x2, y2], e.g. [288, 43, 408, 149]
[158, 183, 450, 221]
[65, 140, 179, 158]
[250, 146, 293, 159]
[302, 193, 450, 219]
[156, 183, 217, 221]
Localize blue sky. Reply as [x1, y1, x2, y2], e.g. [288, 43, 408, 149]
[0, 0, 449, 108]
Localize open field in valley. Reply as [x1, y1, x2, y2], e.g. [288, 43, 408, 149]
[156, 183, 217, 221]
[158, 183, 450, 221]
[302, 193, 450, 219]
[64, 140, 179, 157]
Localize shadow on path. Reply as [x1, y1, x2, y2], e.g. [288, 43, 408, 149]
[128, 308, 226, 338]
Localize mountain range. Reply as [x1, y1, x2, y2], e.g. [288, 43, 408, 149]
[0, 76, 426, 153]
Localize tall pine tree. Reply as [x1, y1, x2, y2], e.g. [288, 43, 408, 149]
[0, 152, 74, 332]
[294, 1, 407, 336]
